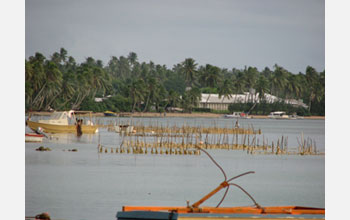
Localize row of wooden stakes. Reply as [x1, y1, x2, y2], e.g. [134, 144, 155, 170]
[132, 126, 261, 135]
[100, 134, 322, 156]
[97, 144, 201, 155]
[105, 123, 261, 135]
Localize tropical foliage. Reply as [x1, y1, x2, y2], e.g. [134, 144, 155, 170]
[25, 48, 325, 115]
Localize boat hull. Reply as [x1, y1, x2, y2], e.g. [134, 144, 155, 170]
[27, 120, 99, 134]
[118, 206, 325, 220]
[104, 113, 117, 117]
[117, 211, 324, 220]
[104, 111, 117, 116]
[224, 115, 240, 118]
[25, 133, 44, 142]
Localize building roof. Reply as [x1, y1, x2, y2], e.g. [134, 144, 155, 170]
[200, 93, 307, 108]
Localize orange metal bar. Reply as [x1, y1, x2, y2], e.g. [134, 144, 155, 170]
[191, 181, 229, 208]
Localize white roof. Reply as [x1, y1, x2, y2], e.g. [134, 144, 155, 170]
[200, 93, 281, 104]
[200, 93, 308, 108]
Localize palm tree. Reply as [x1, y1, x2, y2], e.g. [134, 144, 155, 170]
[244, 66, 259, 90]
[153, 84, 167, 112]
[50, 52, 61, 65]
[128, 79, 145, 112]
[244, 66, 259, 102]
[29, 53, 46, 93]
[255, 75, 269, 101]
[59, 47, 68, 64]
[261, 67, 273, 79]
[271, 64, 288, 97]
[25, 60, 35, 107]
[71, 65, 92, 109]
[107, 56, 119, 78]
[255, 75, 270, 114]
[180, 58, 198, 87]
[201, 64, 221, 88]
[128, 52, 138, 66]
[118, 56, 131, 80]
[167, 90, 181, 107]
[233, 70, 246, 94]
[91, 66, 110, 98]
[42, 61, 63, 109]
[199, 64, 222, 106]
[305, 66, 320, 112]
[181, 87, 201, 112]
[142, 76, 157, 112]
[286, 74, 304, 99]
[80, 58, 111, 98]
[32, 61, 63, 110]
[218, 79, 233, 102]
[58, 71, 76, 109]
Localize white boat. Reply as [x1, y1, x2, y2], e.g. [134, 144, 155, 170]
[114, 124, 134, 134]
[224, 112, 251, 119]
[25, 133, 44, 142]
[267, 111, 290, 119]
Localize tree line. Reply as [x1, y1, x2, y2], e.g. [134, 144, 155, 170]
[25, 48, 325, 115]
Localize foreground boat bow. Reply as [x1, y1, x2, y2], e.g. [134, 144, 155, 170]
[116, 146, 324, 220]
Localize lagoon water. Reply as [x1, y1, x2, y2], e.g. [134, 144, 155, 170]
[25, 117, 325, 220]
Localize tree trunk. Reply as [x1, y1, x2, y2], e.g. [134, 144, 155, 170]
[142, 93, 151, 112]
[132, 99, 137, 113]
[32, 82, 47, 107]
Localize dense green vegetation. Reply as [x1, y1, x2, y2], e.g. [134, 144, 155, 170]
[25, 48, 325, 115]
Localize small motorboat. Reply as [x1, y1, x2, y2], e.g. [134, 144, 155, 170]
[104, 111, 118, 117]
[224, 112, 251, 119]
[268, 111, 290, 119]
[25, 133, 44, 142]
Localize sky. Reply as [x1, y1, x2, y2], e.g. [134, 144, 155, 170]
[25, 0, 325, 74]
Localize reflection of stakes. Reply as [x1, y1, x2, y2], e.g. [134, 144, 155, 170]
[192, 145, 261, 209]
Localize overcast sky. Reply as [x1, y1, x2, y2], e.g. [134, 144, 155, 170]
[25, 0, 324, 73]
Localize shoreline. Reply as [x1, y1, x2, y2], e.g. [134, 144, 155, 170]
[26, 111, 325, 120]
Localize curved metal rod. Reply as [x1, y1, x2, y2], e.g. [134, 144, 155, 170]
[229, 183, 261, 208]
[195, 145, 227, 181]
[227, 171, 255, 182]
[216, 171, 255, 207]
[216, 185, 230, 208]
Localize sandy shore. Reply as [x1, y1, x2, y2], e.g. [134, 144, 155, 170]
[27, 111, 325, 120]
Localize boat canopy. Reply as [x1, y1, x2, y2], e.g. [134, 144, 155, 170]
[50, 111, 69, 120]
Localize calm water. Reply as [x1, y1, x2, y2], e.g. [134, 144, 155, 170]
[25, 117, 325, 220]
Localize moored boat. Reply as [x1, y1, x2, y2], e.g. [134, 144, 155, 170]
[104, 110, 118, 117]
[268, 111, 290, 119]
[25, 133, 44, 142]
[26, 111, 99, 134]
[224, 112, 251, 119]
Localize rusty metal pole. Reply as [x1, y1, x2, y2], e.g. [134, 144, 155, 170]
[191, 181, 229, 208]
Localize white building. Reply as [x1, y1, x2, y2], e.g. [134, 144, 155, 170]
[199, 93, 307, 111]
